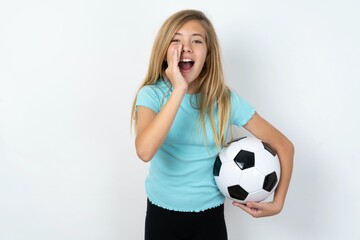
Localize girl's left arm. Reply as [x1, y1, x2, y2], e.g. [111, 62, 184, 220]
[232, 112, 294, 218]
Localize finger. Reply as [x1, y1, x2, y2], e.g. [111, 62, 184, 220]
[233, 201, 262, 217]
[246, 202, 264, 215]
[232, 201, 244, 208]
[232, 201, 259, 209]
[168, 52, 176, 70]
[246, 201, 263, 210]
[232, 201, 252, 213]
[173, 44, 182, 66]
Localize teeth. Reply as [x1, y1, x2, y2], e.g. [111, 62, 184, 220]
[180, 59, 193, 62]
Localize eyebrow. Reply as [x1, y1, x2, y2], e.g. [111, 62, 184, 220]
[174, 33, 205, 39]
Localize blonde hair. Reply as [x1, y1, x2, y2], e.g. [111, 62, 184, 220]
[131, 9, 231, 149]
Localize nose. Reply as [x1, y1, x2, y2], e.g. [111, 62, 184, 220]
[182, 44, 192, 53]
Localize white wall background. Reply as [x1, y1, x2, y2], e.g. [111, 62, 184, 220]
[1, 0, 359, 239]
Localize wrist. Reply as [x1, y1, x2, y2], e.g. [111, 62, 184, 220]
[172, 86, 188, 95]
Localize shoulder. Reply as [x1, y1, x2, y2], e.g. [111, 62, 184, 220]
[229, 90, 256, 126]
[138, 79, 172, 98]
[136, 79, 172, 113]
[229, 90, 252, 106]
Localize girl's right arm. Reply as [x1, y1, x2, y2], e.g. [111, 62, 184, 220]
[135, 89, 185, 162]
[135, 44, 186, 162]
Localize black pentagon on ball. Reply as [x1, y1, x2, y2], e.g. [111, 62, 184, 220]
[213, 156, 222, 176]
[234, 150, 255, 170]
[228, 185, 249, 200]
[262, 142, 276, 156]
[263, 171, 278, 192]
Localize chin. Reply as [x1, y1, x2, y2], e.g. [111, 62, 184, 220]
[183, 73, 200, 83]
[184, 77, 196, 85]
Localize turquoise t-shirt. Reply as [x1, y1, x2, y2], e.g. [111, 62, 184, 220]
[136, 80, 255, 212]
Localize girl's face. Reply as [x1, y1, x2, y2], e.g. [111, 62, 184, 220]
[166, 20, 208, 88]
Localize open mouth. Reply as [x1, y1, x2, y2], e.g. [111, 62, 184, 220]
[178, 59, 195, 71]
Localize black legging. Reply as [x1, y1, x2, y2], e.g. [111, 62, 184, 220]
[145, 199, 228, 240]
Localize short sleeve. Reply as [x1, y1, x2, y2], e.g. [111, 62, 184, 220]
[136, 85, 162, 113]
[230, 91, 256, 127]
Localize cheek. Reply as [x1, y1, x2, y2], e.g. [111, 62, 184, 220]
[197, 52, 207, 67]
[198, 48, 207, 62]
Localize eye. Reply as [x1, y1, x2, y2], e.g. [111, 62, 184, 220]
[192, 39, 203, 44]
[171, 39, 181, 43]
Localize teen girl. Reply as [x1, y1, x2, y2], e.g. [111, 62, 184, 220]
[131, 9, 294, 240]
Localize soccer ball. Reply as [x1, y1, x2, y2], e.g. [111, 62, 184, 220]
[213, 136, 281, 203]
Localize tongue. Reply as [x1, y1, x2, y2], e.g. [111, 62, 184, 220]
[179, 62, 194, 71]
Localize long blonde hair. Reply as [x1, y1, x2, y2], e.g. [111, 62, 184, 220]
[131, 9, 231, 149]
